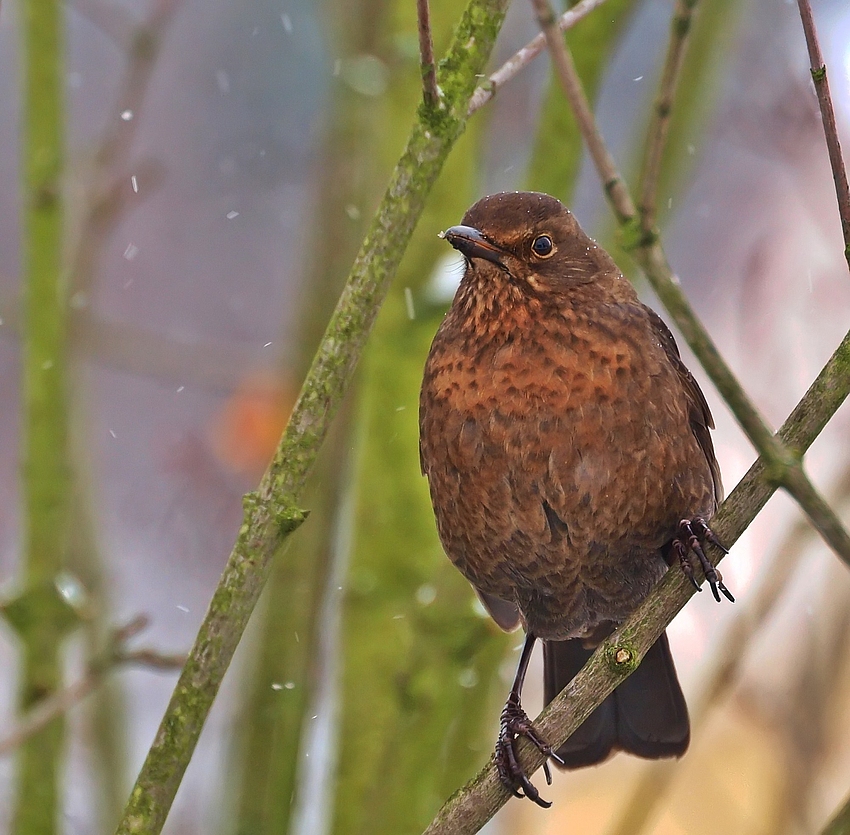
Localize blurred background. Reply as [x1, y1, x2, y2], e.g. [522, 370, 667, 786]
[1, 0, 850, 833]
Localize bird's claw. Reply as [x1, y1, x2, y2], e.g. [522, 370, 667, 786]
[673, 518, 734, 602]
[495, 692, 563, 808]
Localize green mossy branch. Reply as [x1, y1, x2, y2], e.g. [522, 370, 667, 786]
[113, 2, 509, 832]
[13, 0, 71, 832]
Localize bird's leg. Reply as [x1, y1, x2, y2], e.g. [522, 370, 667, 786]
[495, 632, 564, 808]
[673, 518, 734, 603]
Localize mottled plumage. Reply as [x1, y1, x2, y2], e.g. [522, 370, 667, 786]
[419, 192, 728, 804]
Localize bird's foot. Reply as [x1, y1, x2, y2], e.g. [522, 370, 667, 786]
[672, 517, 734, 602]
[495, 692, 563, 808]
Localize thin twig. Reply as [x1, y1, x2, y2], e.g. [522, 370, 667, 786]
[637, 0, 699, 234]
[0, 615, 185, 759]
[70, 0, 180, 303]
[468, 0, 609, 116]
[796, 0, 850, 272]
[532, 0, 850, 570]
[422, 326, 850, 834]
[530, 0, 634, 222]
[417, 0, 440, 108]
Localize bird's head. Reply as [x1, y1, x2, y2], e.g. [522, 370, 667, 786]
[441, 192, 614, 297]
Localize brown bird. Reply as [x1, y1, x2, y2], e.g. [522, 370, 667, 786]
[419, 191, 732, 807]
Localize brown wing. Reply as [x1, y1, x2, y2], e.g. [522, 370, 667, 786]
[644, 306, 723, 508]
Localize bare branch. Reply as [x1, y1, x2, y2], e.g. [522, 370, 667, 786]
[796, 0, 850, 272]
[417, 0, 440, 108]
[71, 0, 135, 46]
[637, 0, 698, 234]
[529, 0, 635, 222]
[70, 0, 181, 302]
[468, 0, 609, 116]
[0, 616, 185, 759]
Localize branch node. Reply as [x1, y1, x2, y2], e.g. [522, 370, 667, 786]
[607, 643, 638, 674]
[277, 505, 310, 535]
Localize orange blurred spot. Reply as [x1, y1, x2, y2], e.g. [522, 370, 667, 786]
[209, 371, 294, 478]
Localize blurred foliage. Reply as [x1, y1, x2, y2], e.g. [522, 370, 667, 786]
[648, 0, 746, 232]
[231, 0, 392, 828]
[328, 4, 515, 833]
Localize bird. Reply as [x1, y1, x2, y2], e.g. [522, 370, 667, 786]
[418, 191, 732, 807]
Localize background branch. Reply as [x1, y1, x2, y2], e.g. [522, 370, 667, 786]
[822, 790, 850, 835]
[0, 615, 185, 759]
[796, 0, 850, 272]
[13, 0, 71, 830]
[468, 0, 609, 115]
[417, 0, 440, 108]
[112, 3, 511, 832]
[529, 0, 635, 221]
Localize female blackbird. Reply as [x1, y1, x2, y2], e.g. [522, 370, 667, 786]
[419, 191, 731, 807]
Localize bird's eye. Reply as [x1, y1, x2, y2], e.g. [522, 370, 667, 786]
[531, 235, 554, 258]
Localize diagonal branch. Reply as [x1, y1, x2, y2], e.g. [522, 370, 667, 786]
[70, 0, 181, 304]
[796, 0, 850, 272]
[532, 0, 850, 569]
[112, 3, 511, 832]
[422, 324, 850, 835]
[530, 0, 634, 222]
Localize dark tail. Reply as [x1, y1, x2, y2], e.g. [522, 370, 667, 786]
[543, 631, 690, 768]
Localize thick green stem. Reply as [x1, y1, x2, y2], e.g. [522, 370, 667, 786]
[113, 2, 509, 832]
[13, 0, 70, 832]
